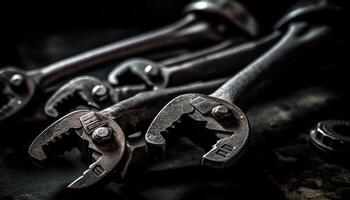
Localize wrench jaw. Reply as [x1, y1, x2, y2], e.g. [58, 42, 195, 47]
[0, 67, 36, 121]
[108, 58, 166, 88]
[29, 110, 92, 164]
[184, 0, 259, 37]
[45, 76, 118, 118]
[29, 110, 127, 189]
[145, 93, 249, 168]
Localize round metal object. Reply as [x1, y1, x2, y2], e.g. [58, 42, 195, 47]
[10, 74, 24, 87]
[310, 120, 350, 154]
[92, 127, 113, 144]
[212, 105, 232, 119]
[92, 84, 108, 101]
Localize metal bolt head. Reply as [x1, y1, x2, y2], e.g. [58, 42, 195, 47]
[144, 64, 160, 77]
[92, 85, 108, 101]
[10, 74, 24, 87]
[92, 127, 113, 144]
[212, 105, 232, 119]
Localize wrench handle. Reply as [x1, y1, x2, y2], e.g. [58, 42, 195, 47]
[161, 38, 244, 66]
[163, 31, 281, 87]
[211, 22, 333, 109]
[29, 14, 225, 88]
[101, 78, 227, 133]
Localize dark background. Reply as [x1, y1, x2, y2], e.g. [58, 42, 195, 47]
[0, 0, 300, 67]
[0, 1, 350, 200]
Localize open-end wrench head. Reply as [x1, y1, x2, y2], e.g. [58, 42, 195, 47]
[45, 76, 118, 118]
[145, 93, 249, 168]
[29, 110, 126, 189]
[184, 0, 259, 37]
[0, 67, 36, 121]
[108, 58, 165, 88]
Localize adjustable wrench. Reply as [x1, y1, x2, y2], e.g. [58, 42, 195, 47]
[0, 0, 259, 122]
[145, 18, 348, 167]
[107, 33, 278, 89]
[29, 20, 347, 190]
[28, 0, 346, 190]
[44, 0, 340, 119]
[28, 78, 227, 189]
[106, 0, 341, 88]
[44, 36, 275, 119]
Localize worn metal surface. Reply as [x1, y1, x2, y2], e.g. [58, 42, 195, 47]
[29, 78, 227, 189]
[0, 0, 259, 122]
[108, 33, 277, 88]
[1, 0, 350, 199]
[1, 85, 348, 199]
[44, 34, 274, 119]
[145, 14, 349, 168]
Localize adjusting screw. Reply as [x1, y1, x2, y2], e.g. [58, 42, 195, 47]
[92, 84, 109, 101]
[92, 127, 113, 144]
[144, 64, 160, 78]
[212, 105, 232, 120]
[10, 74, 24, 87]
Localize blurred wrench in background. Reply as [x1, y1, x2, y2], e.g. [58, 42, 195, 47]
[0, 0, 259, 122]
[44, 35, 274, 119]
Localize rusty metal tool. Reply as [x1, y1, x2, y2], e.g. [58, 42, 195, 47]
[0, 0, 258, 122]
[106, 0, 341, 88]
[107, 33, 278, 89]
[145, 17, 348, 168]
[28, 0, 346, 190]
[44, 35, 275, 119]
[29, 18, 347, 190]
[28, 78, 227, 189]
[43, 39, 243, 118]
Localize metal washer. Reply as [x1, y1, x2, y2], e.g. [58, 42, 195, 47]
[310, 120, 350, 154]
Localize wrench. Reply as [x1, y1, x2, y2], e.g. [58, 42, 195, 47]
[43, 39, 242, 118]
[29, 20, 347, 190]
[28, 0, 346, 189]
[144, 16, 349, 168]
[107, 33, 279, 88]
[44, 36, 276, 119]
[107, 38, 242, 86]
[29, 14, 348, 191]
[0, 0, 259, 122]
[28, 78, 227, 189]
[44, 0, 339, 119]
[106, 0, 341, 88]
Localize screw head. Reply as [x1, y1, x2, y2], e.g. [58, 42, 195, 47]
[144, 64, 160, 77]
[212, 105, 232, 119]
[92, 85, 108, 101]
[10, 74, 24, 86]
[92, 127, 113, 144]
